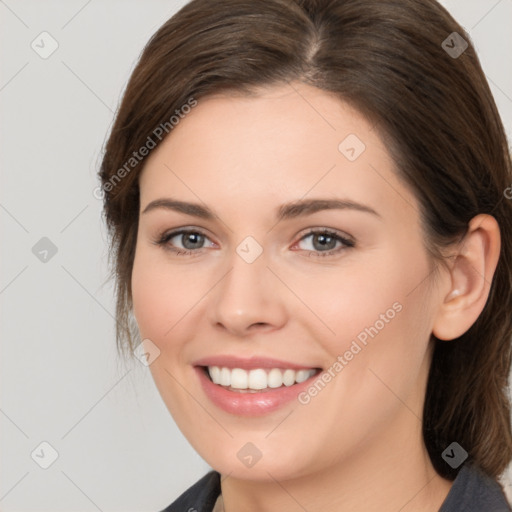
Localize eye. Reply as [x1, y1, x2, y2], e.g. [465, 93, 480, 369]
[294, 229, 355, 257]
[154, 228, 215, 256]
[154, 227, 355, 258]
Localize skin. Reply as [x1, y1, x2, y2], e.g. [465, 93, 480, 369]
[131, 82, 501, 512]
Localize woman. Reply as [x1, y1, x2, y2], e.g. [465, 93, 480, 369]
[98, 0, 512, 510]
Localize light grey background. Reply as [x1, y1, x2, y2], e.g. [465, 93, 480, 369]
[1, 1, 511, 510]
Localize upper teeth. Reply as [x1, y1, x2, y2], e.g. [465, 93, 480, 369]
[207, 366, 317, 390]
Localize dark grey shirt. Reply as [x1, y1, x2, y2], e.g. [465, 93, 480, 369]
[439, 463, 511, 511]
[161, 463, 511, 511]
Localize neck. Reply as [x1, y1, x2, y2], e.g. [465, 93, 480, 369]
[220, 412, 453, 512]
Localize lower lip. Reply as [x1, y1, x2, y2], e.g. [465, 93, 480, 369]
[195, 366, 320, 417]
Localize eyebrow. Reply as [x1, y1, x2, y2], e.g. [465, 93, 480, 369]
[142, 197, 381, 221]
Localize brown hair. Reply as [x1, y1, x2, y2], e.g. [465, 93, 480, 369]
[98, 0, 512, 480]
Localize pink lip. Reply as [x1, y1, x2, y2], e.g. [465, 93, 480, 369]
[192, 355, 319, 371]
[194, 366, 321, 417]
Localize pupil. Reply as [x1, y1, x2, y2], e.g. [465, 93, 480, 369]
[184, 233, 203, 249]
[314, 234, 335, 251]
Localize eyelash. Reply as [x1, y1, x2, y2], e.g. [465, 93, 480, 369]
[153, 228, 355, 258]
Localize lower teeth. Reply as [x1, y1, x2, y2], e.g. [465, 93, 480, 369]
[223, 385, 285, 393]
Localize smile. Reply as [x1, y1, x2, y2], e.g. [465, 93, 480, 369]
[192, 355, 324, 414]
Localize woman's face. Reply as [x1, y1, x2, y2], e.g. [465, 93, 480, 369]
[132, 83, 444, 481]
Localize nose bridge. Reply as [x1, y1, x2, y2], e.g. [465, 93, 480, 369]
[209, 234, 285, 334]
[220, 234, 270, 309]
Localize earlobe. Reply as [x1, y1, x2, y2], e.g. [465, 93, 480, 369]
[432, 214, 501, 341]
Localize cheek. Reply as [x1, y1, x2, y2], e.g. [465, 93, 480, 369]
[305, 245, 434, 383]
[131, 248, 187, 341]
[131, 249, 201, 416]
[295, 256, 412, 344]
[321, 253, 434, 411]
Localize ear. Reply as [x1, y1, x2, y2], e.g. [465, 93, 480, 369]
[432, 214, 501, 341]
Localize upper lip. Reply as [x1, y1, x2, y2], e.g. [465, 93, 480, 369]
[193, 355, 321, 371]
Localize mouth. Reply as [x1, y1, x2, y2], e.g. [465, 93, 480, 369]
[199, 365, 323, 393]
[194, 359, 324, 416]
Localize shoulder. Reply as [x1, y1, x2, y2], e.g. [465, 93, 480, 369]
[158, 470, 221, 512]
[439, 462, 511, 512]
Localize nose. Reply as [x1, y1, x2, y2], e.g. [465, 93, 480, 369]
[208, 244, 287, 338]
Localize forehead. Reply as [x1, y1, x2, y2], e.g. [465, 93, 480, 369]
[138, 82, 417, 222]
